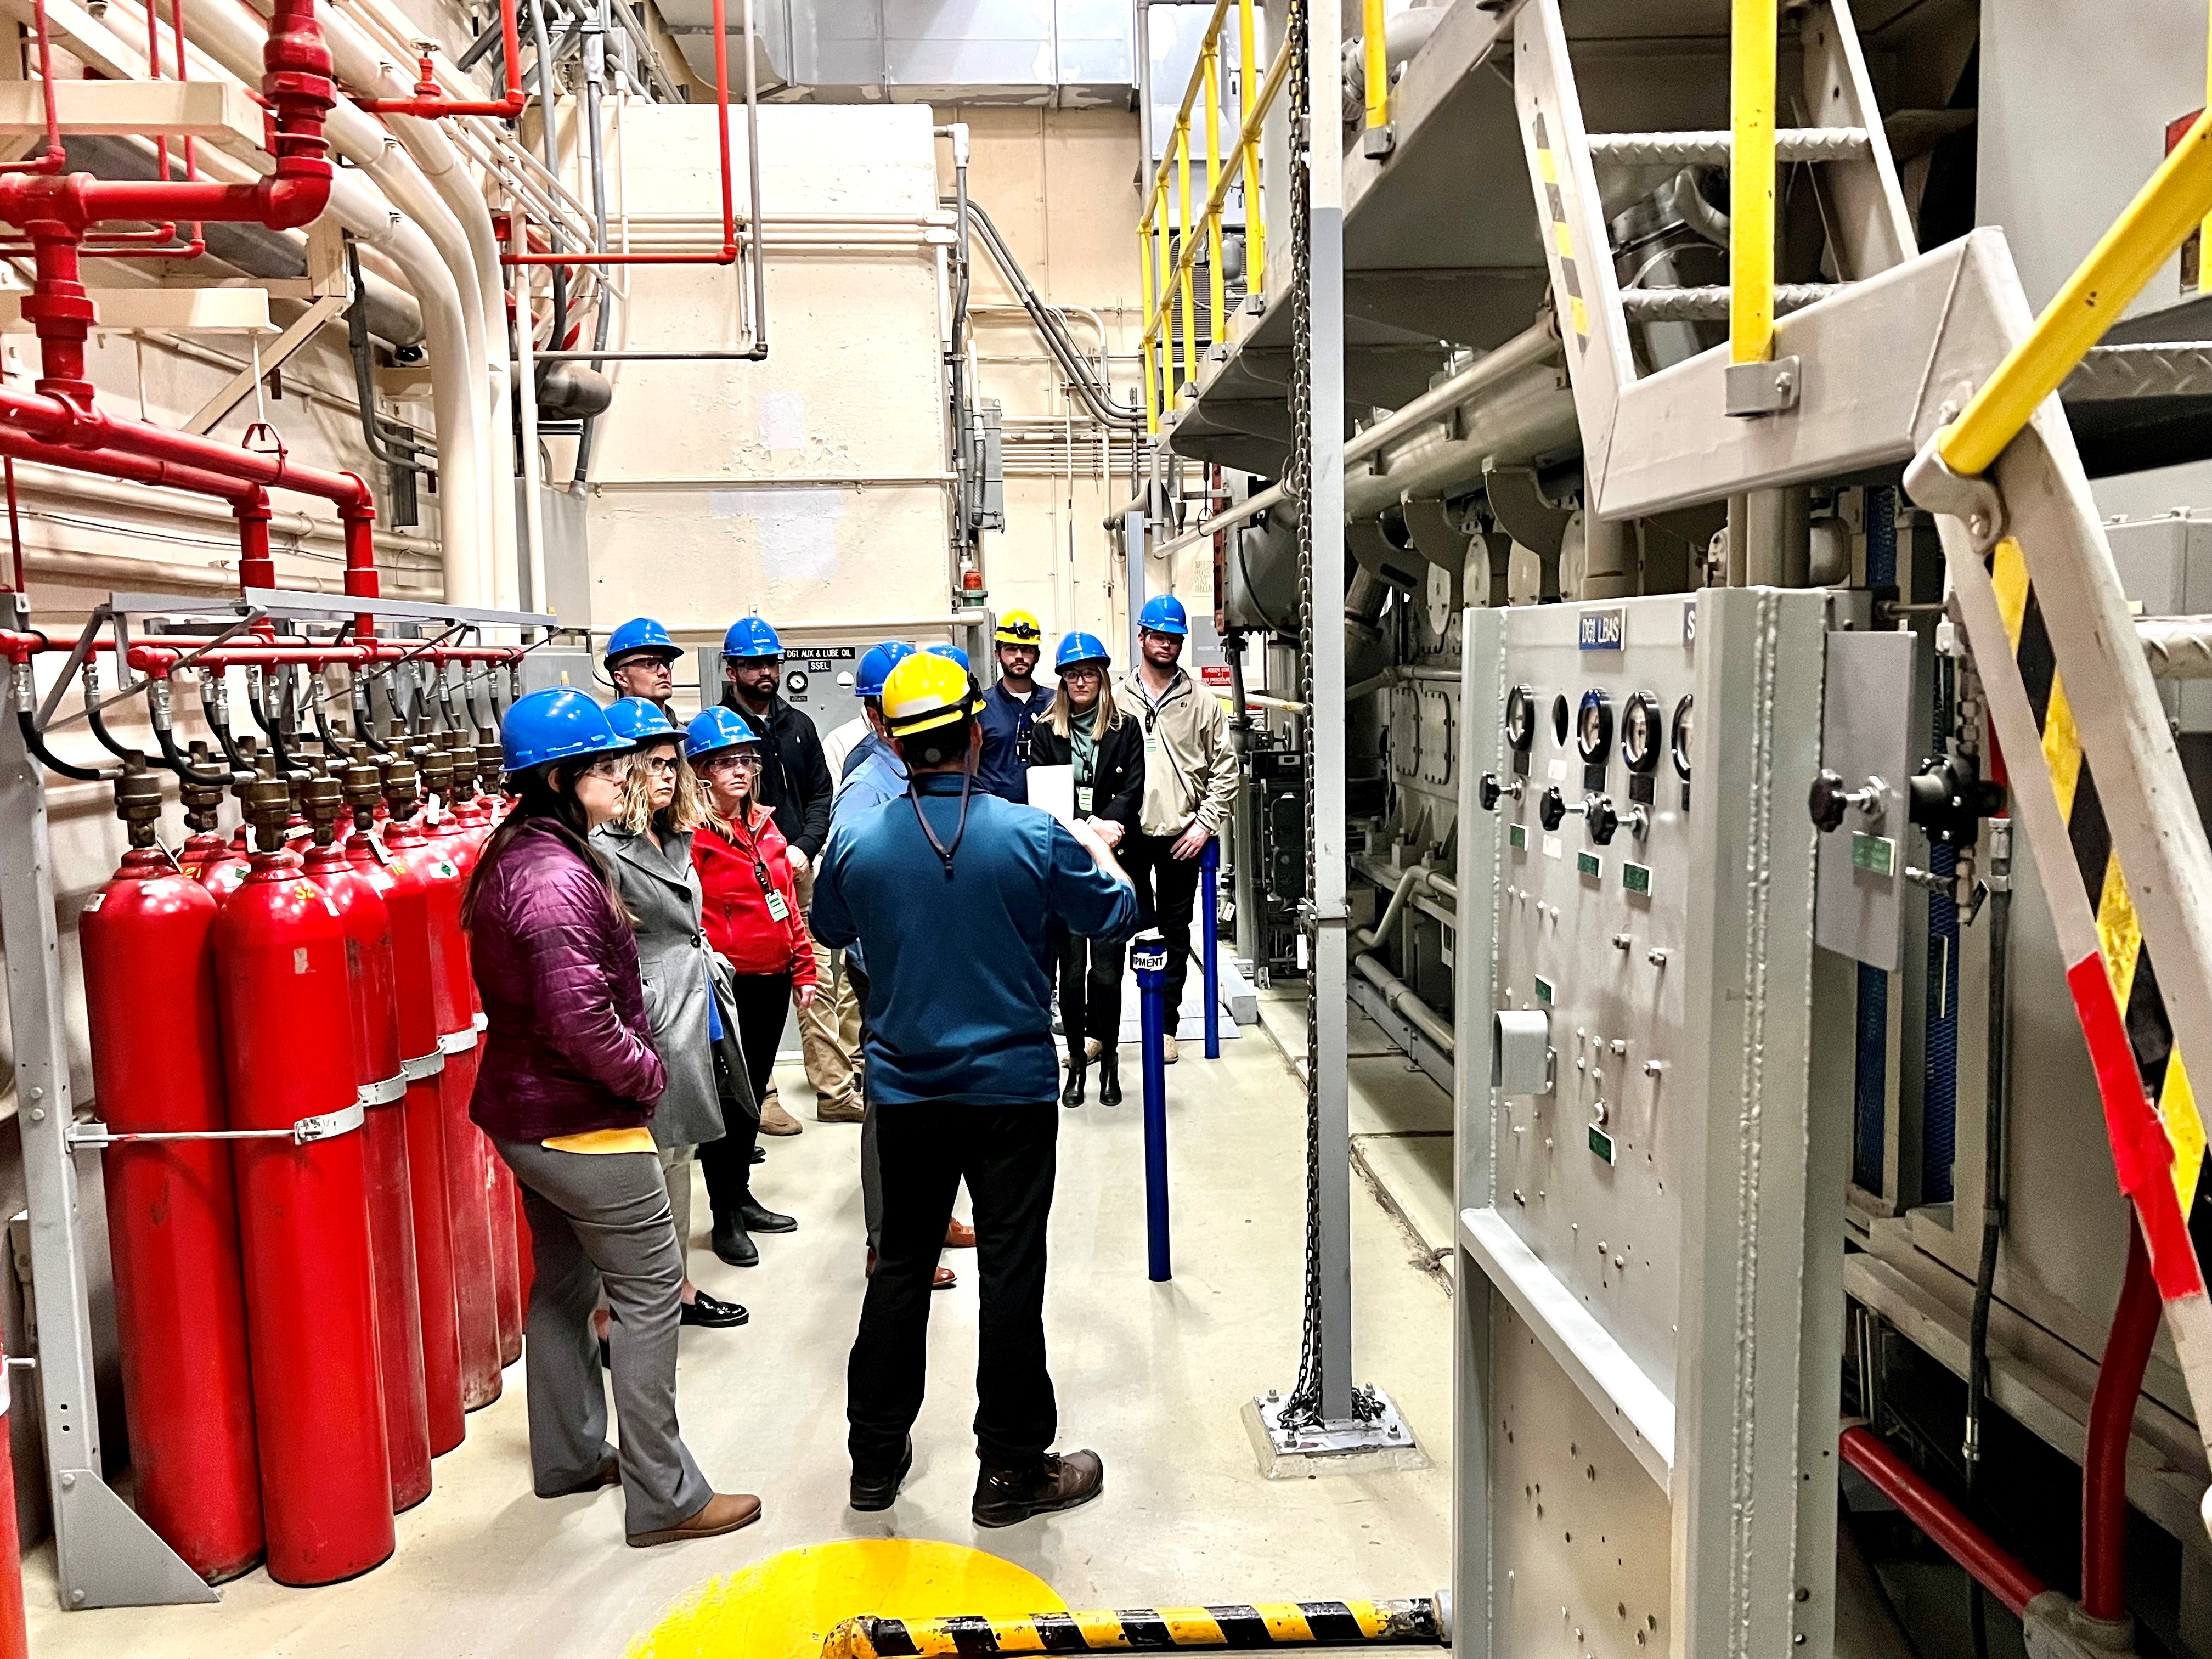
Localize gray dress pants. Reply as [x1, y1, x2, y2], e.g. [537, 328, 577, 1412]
[494, 1137, 712, 1536]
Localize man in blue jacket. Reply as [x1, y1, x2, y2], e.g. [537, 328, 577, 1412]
[811, 651, 1137, 1528]
[974, 608, 1052, 802]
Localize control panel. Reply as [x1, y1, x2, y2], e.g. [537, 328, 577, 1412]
[1456, 588, 1847, 1659]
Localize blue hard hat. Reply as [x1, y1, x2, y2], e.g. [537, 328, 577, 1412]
[1055, 630, 1111, 673]
[721, 616, 782, 660]
[604, 617, 678, 665]
[607, 696, 680, 747]
[685, 704, 761, 761]
[855, 640, 915, 699]
[1138, 594, 1189, 636]
[927, 643, 971, 673]
[501, 688, 628, 774]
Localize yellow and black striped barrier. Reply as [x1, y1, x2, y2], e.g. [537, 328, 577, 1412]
[820, 1596, 1445, 1656]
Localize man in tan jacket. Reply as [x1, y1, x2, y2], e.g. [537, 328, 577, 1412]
[1117, 594, 1239, 1060]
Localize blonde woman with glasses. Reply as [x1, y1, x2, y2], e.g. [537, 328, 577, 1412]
[590, 699, 750, 1333]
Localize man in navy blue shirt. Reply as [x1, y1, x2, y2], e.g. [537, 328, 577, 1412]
[811, 651, 1137, 1527]
[975, 608, 1053, 802]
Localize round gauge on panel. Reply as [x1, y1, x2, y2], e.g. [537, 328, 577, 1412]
[1504, 685, 1538, 752]
[1671, 693, 1695, 780]
[1576, 688, 1615, 765]
[1621, 691, 1663, 772]
[1550, 692, 1570, 747]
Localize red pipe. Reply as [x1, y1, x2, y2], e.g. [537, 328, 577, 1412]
[501, 0, 736, 267]
[2083, 1219, 2161, 1623]
[0, 425, 264, 508]
[355, 0, 526, 117]
[1841, 1425, 2048, 1616]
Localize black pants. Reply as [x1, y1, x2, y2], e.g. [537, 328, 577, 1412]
[847, 1103, 1058, 1473]
[1057, 935, 1125, 1056]
[1121, 832, 1203, 1017]
[697, 972, 788, 1221]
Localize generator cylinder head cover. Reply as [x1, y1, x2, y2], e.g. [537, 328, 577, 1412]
[1622, 692, 1663, 772]
[1504, 685, 1538, 751]
[1577, 688, 1615, 764]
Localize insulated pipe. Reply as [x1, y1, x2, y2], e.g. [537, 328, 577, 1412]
[304, 2, 499, 606]
[1352, 954, 1454, 1054]
[1838, 1425, 2048, 1617]
[2083, 1221, 2162, 1624]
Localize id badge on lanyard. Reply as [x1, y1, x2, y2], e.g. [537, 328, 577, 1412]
[1076, 785, 1093, 813]
[759, 862, 791, 922]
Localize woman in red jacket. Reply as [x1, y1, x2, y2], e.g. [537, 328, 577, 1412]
[687, 706, 816, 1267]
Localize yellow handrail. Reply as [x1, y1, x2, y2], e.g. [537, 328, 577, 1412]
[1938, 108, 2212, 477]
[2201, 0, 2211, 294]
[1136, 0, 1287, 426]
[1238, 0, 1263, 293]
[1729, 0, 1778, 365]
[1363, 0, 1388, 136]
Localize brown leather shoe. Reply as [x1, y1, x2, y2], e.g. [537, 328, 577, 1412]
[627, 1492, 763, 1548]
[866, 1249, 956, 1290]
[972, 1449, 1103, 1528]
[944, 1218, 976, 1249]
[758, 1093, 803, 1136]
[816, 1098, 866, 1124]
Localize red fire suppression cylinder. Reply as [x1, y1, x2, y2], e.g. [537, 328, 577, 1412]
[79, 768, 263, 1583]
[430, 737, 521, 1367]
[365, 757, 465, 1457]
[212, 776, 393, 1587]
[387, 764, 502, 1409]
[303, 774, 431, 1514]
[0, 1335, 26, 1659]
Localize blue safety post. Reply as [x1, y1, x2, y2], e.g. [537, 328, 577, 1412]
[1200, 834, 1221, 1059]
[1132, 932, 1171, 1282]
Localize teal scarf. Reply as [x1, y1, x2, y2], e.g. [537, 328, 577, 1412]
[1069, 703, 1099, 789]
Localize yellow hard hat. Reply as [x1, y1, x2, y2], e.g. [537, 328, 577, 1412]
[994, 609, 1043, 646]
[881, 651, 985, 738]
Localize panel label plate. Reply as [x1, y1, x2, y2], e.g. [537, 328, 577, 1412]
[1509, 822, 1527, 851]
[1622, 860, 1652, 895]
[1578, 607, 1625, 651]
[1850, 831, 1897, 877]
[1533, 975, 1554, 1006]
[1577, 850, 1602, 879]
[1589, 1124, 1615, 1163]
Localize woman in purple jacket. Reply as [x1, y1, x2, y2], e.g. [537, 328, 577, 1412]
[465, 689, 760, 1548]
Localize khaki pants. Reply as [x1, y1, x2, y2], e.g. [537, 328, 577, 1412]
[793, 861, 861, 1113]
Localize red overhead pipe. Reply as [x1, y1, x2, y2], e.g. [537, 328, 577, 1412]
[354, 0, 526, 117]
[2083, 1219, 2162, 1624]
[1839, 1425, 2049, 1617]
[500, 0, 736, 267]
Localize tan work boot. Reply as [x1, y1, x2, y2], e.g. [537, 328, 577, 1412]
[816, 1097, 865, 1124]
[1163, 1034, 1180, 1064]
[627, 1491, 763, 1547]
[972, 1450, 1104, 1528]
[758, 1089, 802, 1136]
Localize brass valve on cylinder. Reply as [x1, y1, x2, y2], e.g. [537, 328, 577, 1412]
[179, 743, 227, 834]
[379, 755, 421, 822]
[245, 774, 295, 853]
[112, 761, 165, 851]
[341, 758, 383, 836]
[301, 774, 345, 847]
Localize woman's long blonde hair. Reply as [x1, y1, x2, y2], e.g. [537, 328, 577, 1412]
[1046, 664, 1121, 739]
[614, 739, 707, 838]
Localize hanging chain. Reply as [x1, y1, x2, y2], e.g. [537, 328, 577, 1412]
[1279, 0, 1380, 1434]
[1280, 0, 1328, 1432]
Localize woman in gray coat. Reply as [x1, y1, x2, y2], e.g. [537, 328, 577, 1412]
[591, 699, 750, 1331]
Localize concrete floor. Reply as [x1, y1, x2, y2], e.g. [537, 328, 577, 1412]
[27, 1018, 1455, 1657]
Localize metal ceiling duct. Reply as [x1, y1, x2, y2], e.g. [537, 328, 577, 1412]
[652, 0, 1133, 104]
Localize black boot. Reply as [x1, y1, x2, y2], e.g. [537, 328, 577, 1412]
[1062, 1058, 1086, 1107]
[972, 1449, 1105, 1528]
[851, 1437, 914, 1513]
[736, 1197, 796, 1234]
[1097, 1049, 1122, 1105]
[711, 1212, 758, 1267]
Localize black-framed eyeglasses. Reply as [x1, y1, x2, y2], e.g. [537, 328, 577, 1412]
[642, 755, 681, 775]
